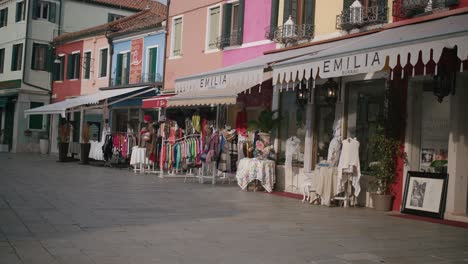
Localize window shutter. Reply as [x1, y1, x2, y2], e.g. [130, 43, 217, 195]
[66, 54, 73, 79]
[4, 8, 8, 27]
[31, 44, 37, 70]
[32, 0, 37, 19]
[270, 0, 279, 38]
[149, 48, 157, 82]
[11, 45, 17, 71]
[49, 3, 56, 23]
[237, 0, 245, 45]
[283, 0, 292, 23]
[84, 53, 91, 79]
[125, 52, 130, 84]
[116, 54, 123, 85]
[100, 49, 108, 77]
[76, 54, 80, 79]
[221, 4, 232, 48]
[303, 0, 315, 25]
[16, 3, 21, 22]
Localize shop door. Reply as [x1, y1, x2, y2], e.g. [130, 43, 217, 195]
[3, 100, 15, 150]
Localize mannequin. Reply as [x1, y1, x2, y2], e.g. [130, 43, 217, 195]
[327, 119, 342, 166]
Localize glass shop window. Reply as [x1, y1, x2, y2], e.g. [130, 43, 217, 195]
[345, 79, 386, 172]
[278, 90, 306, 165]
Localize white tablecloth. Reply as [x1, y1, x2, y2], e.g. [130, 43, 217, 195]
[236, 158, 276, 193]
[130, 147, 147, 165]
[312, 166, 338, 206]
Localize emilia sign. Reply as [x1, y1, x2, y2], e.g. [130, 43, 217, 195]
[319, 51, 386, 78]
[199, 75, 227, 89]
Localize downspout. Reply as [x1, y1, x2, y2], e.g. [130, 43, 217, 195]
[22, 0, 51, 94]
[161, 0, 170, 94]
[105, 29, 114, 88]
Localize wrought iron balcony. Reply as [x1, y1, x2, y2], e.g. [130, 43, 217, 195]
[111, 73, 163, 87]
[393, 0, 459, 18]
[216, 30, 243, 49]
[337, 5, 388, 30]
[265, 24, 314, 45]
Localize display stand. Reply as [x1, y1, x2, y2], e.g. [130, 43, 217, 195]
[333, 173, 356, 207]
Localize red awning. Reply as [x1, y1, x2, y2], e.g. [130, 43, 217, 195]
[142, 94, 175, 109]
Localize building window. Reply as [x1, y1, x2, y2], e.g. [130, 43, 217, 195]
[31, 43, 49, 71]
[171, 17, 183, 56]
[34, 0, 57, 23]
[0, 48, 4, 74]
[83, 51, 91, 79]
[207, 6, 221, 50]
[16, 1, 25, 22]
[115, 52, 130, 85]
[67, 52, 80, 80]
[147, 47, 158, 82]
[99, 48, 108, 78]
[11, 43, 23, 71]
[220, 0, 245, 48]
[53, 55, 64, 81]
[29, 102, 45, 130]
[0, 8, 8, 28]
[108, 13, 124, 22]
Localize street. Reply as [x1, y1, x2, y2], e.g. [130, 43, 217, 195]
[0, 153, 467, 264]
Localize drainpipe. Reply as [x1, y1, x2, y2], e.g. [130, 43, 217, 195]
[105, 30, 113, 88]
[161, 0, 170, 94]
[22, 0, 51, 94]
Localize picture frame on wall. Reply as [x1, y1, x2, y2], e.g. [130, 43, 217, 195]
[401, 171, 449, 219]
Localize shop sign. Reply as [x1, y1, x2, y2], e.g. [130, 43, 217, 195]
[130, 38, 144, 84]
[199, 75, 227, 89]
[320, 51, 385, 78]
[152, 99, 168, 108]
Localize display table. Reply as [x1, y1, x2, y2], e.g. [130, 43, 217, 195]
[236, 158, 276, 193]
[130, 147, 148, 173]
[312, 165, 338, 206]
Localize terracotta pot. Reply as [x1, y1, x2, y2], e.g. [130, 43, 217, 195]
[58, 142, 69, 162]
[372, 194, 394, 212]
[80, 143, 91, 165]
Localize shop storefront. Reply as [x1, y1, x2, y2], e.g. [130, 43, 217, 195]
[272, 13, 468, 218]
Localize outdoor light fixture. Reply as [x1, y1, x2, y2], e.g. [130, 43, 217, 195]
[296, 80, 310, 106]
[323, 78, 339, 103]
[433, 64, 456, 103]
[349, 0, 363, 25]
[54, 57, 62, 64]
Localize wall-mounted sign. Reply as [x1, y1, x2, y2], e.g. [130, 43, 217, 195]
[130, 38, 144, 84]
[199, 75, 227, 89]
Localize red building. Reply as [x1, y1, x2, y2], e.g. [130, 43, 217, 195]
[52, 41, 84, 103]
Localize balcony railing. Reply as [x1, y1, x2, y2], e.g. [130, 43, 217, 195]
[217, 30, 242, 49]
[336, 5, 388, 30]
[111, 73, 163, 87]
[393, 0, 459, 18]
[265, 24, 314, 45]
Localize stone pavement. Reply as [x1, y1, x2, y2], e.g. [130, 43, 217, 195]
[0, 153, 467, 264]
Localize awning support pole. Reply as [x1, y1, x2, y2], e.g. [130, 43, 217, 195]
[79, 108, 84, 144]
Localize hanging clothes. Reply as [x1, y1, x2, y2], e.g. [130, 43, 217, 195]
[236, 111, 247, 133]
[192, 114, 201, 133]
[337, 138, 361, 196]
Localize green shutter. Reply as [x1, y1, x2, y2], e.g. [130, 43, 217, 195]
[283, 0, 292, 23]
[303, 0, 315, 25]
[125, 52, 130, 84]
[49, 3, 56, 23]
[15, 2, 21, 22]
[237, 0, 245, 45]
[31, 44, 37, 70]
[270, 0, 279, 38]
[376, 0, 387, 22]
[100, 49, 108, 77]
[76, 54, 80, 79]
[221, 4, 232, 48]
[32, 0, 37, 19]
[148, 47, 157, 82]
[116, 54, 123, 85]
[29, 102, 44, 130]
[85, 52, 91, 79]
[343, 0, 354, 8]
[67, 54, 73, 79]
[11, 45, 17, 71]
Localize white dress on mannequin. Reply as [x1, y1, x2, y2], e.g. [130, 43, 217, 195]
[337, 138, 361, 196]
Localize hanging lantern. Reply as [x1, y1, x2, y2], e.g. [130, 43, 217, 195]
[433, 47, 457, 103]
[296, 80, 310, 106]
[349, 0, 363, 25]
[323, 78, 339, 103]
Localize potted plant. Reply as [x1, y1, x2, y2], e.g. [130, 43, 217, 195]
[39, 131, 49, 155]
[80, 123, 91, 165]
[247, 110, 281, 144]
[369, 126, 405, 211]
[58, 123, 71, 162]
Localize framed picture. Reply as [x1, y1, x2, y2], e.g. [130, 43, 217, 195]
[401, 171, 449, 219]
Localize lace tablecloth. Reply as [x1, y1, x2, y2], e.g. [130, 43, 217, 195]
[236, 158, 276, 193]
[130, 147, 147, 165]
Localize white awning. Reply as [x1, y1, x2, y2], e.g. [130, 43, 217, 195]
[174, 34, 372, 94]
[25, 86, 153, 117]
[273, 13, 468, 84]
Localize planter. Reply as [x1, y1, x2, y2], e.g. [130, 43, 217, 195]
[258, 132, 271, 144]
[39, 139, 49, 155]
[58, 142, 69, 162]
[80, 143, 91, 165]
[372, 194, 394, 212]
